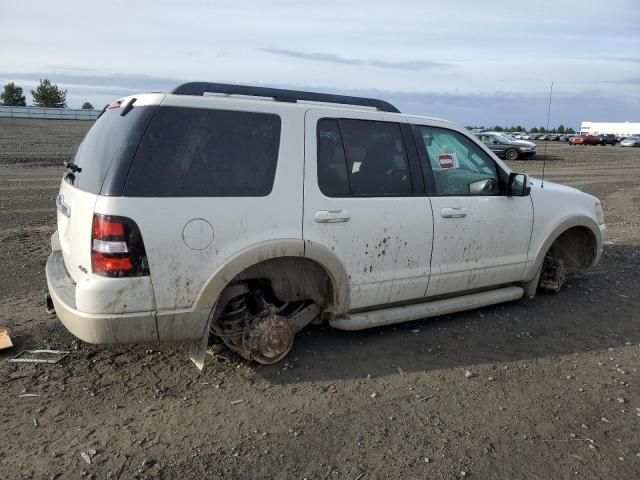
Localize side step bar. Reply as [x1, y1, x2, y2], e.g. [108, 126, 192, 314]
[329, 286, 524, 331]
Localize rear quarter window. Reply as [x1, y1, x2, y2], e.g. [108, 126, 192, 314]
[123, 107, 281, 197]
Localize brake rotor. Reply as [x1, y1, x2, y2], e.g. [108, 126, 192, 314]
[244, 314, 293, 364]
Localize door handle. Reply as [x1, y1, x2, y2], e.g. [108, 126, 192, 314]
[441, 207, 468, 218]
[314, 210, 351, 223]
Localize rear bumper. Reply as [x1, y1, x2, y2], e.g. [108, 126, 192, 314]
[46, 248, 210, 344]
[46, 250, 158, 343]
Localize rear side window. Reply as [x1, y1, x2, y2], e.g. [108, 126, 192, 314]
[317, 118, 412, 196]
[71, 105, 156, 194]
[124, 107, 281, 197]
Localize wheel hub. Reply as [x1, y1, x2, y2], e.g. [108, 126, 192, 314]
[245, 315, 293, 364]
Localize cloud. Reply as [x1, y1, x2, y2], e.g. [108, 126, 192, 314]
[591, 77, 640, 85]
[2, 71, 638, 128]
[260, 48, 451, 71]
[593, 56, 640, 64]
[0, 72, 184, 94]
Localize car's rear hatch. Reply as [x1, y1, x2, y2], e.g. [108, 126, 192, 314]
[56, 95, 161, 283]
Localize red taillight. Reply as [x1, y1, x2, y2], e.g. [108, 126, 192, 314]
[92, 216, 125, 239]
[107, 101, 122, 110]
[91, 252, 133, 273]
[91, 214, 149, 277]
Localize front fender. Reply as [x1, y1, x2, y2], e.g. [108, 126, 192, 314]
[524, 215, 604, 282]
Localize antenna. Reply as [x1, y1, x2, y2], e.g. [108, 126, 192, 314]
[541, 81, 553, 189]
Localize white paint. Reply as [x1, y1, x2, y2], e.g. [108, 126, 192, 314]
[302, 108, 434, 310]
[580, 121, 640, 137]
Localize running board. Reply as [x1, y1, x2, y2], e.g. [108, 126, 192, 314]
[329, 286, 524, 331]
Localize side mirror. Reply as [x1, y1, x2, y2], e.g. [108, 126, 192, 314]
[507, 172, 531, 197]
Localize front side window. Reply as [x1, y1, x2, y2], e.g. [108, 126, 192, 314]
[415, 126, 500, 196]
[124, 107, 281, 197]
[317, 118, 412, 196]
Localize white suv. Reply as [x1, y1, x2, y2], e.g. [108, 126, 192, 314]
[46, 83, 605, 364]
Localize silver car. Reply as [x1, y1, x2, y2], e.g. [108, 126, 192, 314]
[620, 136, 640, 147]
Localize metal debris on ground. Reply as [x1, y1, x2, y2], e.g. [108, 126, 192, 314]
[9, 349, 70, 364]
[417, 394, 435, 403]
[0, 329, 13, 350]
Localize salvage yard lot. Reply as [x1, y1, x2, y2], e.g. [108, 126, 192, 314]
[1, 118, 639, 479]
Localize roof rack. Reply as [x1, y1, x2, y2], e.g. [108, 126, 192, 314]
[171, 82, 400, 113]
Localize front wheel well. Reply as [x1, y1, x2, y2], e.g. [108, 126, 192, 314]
[547, 226, 598, 268]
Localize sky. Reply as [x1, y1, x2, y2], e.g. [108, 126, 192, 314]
[1, 0, 639, 129]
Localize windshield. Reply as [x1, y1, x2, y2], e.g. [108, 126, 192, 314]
[495, 134, 512, 142]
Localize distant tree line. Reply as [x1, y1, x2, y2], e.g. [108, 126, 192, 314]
[0, 79, 94, 110]
[465, 125, 576, 134]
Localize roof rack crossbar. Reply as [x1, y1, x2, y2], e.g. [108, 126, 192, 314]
[171, 82, 400, 113]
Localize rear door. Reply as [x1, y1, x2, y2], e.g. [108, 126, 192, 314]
[413, 123, 534, 297]
[57, 97, 159, 282]
[303, 109, 434, 311]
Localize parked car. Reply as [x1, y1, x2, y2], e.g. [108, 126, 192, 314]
[45, 82, 605, 364]
[475, 132, 537, 160]
[620, 136, 640, 147]
[597, 134, 617, 146]
[497, 132, 537, 149]
[570, 135, 599, 146]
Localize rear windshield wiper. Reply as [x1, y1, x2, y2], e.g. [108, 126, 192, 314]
[121, 97, 137, 117]
[64, 161, 82, 173]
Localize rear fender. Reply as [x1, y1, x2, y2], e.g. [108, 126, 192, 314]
[193, 239, 349, 313]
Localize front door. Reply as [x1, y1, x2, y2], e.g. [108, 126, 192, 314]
[303, 109, 434, 311]
[413, 124, 534, 297]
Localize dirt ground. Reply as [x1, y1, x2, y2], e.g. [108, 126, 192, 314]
[1, 118, 639, 480]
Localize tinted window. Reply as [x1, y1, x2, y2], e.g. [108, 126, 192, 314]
[124, 107, 281, 197]
[415, 126, 500, 196]
[317, 119, 350, 196]
[317, 118, 412, 196]
[71, 106, 156, 194]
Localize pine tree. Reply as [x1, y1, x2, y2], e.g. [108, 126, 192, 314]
[0, 82, 27, 106]
[31, 79, 67, 108]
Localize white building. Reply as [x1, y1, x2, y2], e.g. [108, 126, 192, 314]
[580, 121, 640, 137]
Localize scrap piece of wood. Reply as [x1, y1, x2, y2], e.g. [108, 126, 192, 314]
[0, 329, 13, 350]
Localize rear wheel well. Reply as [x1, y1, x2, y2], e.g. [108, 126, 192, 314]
[547, 226, 598, 268]
[220, 257, 335, 311]
[211, 257, 334, 364]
